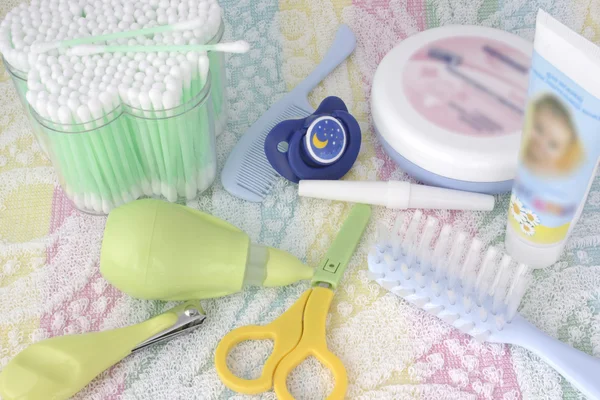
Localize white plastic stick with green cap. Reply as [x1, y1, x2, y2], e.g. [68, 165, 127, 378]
[298, 180, 495, 211]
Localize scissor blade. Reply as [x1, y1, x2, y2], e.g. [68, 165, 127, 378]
[312, 204, 371, 289]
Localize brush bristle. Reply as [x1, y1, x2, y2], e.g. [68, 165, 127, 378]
[368, 212, 531, 342]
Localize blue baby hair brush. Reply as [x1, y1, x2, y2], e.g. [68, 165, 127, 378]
[368, 210, 600, 399]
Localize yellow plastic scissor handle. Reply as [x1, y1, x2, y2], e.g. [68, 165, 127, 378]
[215, 289, 312, 394]
[274, 286, 348, 400]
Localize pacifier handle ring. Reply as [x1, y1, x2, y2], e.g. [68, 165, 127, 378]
[264, 119, 306, 183]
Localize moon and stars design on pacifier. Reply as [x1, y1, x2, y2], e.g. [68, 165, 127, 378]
[305, 116, 347, 165]
[264, 96, 361, 183]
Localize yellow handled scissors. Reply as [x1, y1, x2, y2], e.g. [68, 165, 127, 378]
[215, 204, 371, 399]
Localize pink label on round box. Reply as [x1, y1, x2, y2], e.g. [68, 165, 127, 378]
[403, 36, 530, 136]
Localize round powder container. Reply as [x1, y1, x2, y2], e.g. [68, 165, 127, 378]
[372, 26, 533, 194]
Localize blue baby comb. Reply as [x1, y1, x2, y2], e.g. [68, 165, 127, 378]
[220, 25, 356, 202]
[264, 96, 361, 183]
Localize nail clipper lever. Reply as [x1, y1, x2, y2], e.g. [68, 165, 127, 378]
[132, 302, 206, 352]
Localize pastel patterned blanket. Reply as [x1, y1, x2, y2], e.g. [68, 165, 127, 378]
[1, 0, 599, 399]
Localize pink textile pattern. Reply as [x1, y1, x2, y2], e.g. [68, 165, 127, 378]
[351, 0, 426, 182]
[38, 187, 126, 399]
[44, 187, 122, 339]
[46, 187, 76, 264]
[415, 330, 522, 399]
[37, 267, 126, 399]
[49, 187, 76, 235]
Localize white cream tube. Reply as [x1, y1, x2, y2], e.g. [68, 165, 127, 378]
[505, 9, 600, 268]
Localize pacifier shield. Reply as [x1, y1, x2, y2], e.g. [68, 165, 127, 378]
[304, 116, 347, 165]
[264, 96, 361, 183]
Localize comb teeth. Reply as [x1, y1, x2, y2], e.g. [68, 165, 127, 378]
[369, 212, 531, 341]
[236, 105, 310, 199]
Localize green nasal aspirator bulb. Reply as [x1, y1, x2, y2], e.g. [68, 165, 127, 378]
[100, 199, 314, 300]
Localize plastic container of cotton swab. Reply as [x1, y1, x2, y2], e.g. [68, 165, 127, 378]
[28, 69, 217, 214]
[0, 0, 230, 167]
[2, 0, 229, 213]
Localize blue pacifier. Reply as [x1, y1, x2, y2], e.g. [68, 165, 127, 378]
[264, 96, 361, 183]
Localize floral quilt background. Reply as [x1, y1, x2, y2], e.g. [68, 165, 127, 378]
[1, 0, 600, 398]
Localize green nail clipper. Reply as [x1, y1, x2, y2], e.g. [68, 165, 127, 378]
[0, 301, 206, 400]
[100, 199, 315, 300]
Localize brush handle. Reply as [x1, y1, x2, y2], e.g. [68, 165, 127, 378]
[507, 317, 600, 399]
[294, 25, 356, 97]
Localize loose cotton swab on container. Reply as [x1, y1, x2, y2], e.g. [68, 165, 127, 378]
[66, 40, 249, 55]
[31, 18, 208, 54]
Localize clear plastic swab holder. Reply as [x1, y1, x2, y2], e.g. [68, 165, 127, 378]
[3, 16, 228, 160]
[30, 74, 216, 215]
[3, 56, 51, 157]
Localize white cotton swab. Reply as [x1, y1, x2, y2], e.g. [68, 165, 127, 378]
[59, 100, 103, 213]
[76, 102, 117, 214]
[162, 74, 186, 197]
[139, 88, 175, 201]
[123, 85, 161, 196]
[30, 17, 209, 54]
[37, 96, 78, 206]
[106, 84, 152, 196]
[89, 95, 133, 206]
[67, 40, 250, 56]
[193, 52, 212, 190]
[164, 86, 197, 200]
[186, 51, 199, 94]
[145, 86, 174, 201]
